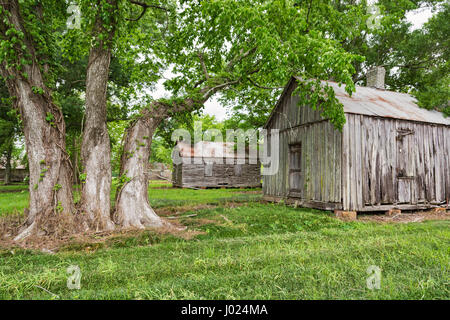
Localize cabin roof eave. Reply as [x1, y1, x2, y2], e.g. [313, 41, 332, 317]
[264, 76, 450, 128]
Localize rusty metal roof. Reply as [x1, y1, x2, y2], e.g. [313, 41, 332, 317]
[325, 81, 450, 126]
[273, 76, 450, 126]
[175, 141, 236, 158]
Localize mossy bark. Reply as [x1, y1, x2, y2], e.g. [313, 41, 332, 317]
[0, 1, 76, 240]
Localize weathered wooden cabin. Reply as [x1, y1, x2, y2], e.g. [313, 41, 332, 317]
[263, 67, 450, 213]
[0, 161, 28, 183]
[0, 168, 28, 182]
[172, 141, 261, 189]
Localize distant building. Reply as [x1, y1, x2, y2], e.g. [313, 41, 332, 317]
[0, 159, 27, 183]
[172, 141, 261, 188]
[263, 67, 450, 212]
[148, 162, 172, 181]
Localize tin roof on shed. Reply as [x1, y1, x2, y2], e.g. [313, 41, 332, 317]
[175, 141, 236, 158]
[266, 76, 450, 127]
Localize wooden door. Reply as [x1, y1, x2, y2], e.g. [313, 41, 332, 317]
[396, 128, 415, 203]
[289, 143, 302, 197]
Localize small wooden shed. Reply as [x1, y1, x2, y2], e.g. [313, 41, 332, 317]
[263, 71, 450, 213]
[0, 161, 28, 183]
[172, 141, 261, 189]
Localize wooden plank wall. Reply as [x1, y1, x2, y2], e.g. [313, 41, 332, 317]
[263, 122, 342, 204]
[179, 158, 261, 188]
[263, 80, 342, 206]
[0, 168, 28, 182]
[172, 163, 183, 187]
[265, 82, 323, 132]
[343, 113, 450, 211]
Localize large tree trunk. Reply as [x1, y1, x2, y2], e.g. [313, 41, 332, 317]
[14, 83, 75, 240]
[114, 107, 170, 228]
[4, 144, 12, 185]
[79, 45, 114, 231]
[113, 90, 214, 229]
[0, 1, 75, 240]
[71, 134, 80, 185]
[79, 0, 118, 231]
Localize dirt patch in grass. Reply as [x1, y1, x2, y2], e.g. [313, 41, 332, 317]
[155, 202, 248, 217]
[178, 217, 220, 228]
[156, 204, 218, 217]
[59, 226, 205, 252]
[2, 201, 251, 252]
[155, 203, 250, 228]
[0, 202, 237, 253]
[0, 226, 205, 254]
[0, 213, 205, 253]
[0, 212, 24, 238]
[358, 209, 450, 223]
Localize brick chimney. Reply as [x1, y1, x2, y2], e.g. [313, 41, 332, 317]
[366, 66, 386, 89]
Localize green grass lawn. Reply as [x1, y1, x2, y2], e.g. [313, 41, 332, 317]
[0, 181, 260, 216]
[0, 182, 448, 299]
[0, 183, 29, 192]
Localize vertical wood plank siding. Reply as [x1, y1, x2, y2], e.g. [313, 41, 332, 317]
[262, 83, 342, 205]
[342, 114, 450, 210]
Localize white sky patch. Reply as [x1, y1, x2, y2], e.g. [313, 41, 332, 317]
[406, 6, 434, 30]
[203, 96, 228, 120]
